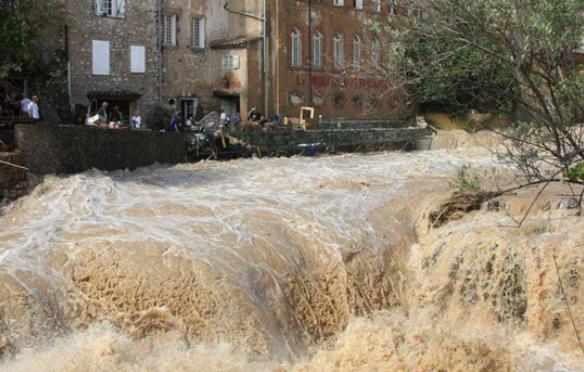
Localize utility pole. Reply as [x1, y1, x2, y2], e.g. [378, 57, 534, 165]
[308, 0, 313, 107]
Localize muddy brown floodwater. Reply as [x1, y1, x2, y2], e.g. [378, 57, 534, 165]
[0, 131, 583, 371]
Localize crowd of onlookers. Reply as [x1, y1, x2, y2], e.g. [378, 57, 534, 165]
[0, 91, 41, 122]
[85, 101, 142, 130]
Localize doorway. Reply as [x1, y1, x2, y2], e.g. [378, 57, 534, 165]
[221, 98, 240, 118]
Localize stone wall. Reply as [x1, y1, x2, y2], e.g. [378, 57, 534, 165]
[237, 128, 433, 156]
[0, 151, 29, 203]
[317, 118, 414, 130]
[15, 125, 187, 175]
[67, 0, 160, 119]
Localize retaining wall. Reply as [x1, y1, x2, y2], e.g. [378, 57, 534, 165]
[316, 118, 414, 130]
[15, 125, 187, 175]
[237, 128, 433, 156]
[0, 151, 29, 202]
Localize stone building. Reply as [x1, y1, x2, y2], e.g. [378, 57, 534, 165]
[59, 0, 410, 126]
[268, 0, 412, 121]
[159, 0, 265, 121]
[64, 0, 161, 122]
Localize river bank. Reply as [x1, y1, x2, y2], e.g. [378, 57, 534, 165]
[0, 132, 582, 371]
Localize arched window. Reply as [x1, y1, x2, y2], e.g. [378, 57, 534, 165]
[333, 34, 344, 71]
[353, 35, 361, 67]
[371, 38, 381, 67]
[312, 31, 322, 68]
[291, 29, 302, 68]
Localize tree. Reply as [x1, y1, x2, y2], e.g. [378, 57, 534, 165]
[374, 0, 584, 203]
[0, 0, 65, 79]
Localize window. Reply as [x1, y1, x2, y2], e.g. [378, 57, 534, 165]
[193, 17, 205, 49]
[95, 0, 125, 17]
[312, 31, 322, 68]
[291, 29, 302, 68]
[223, 54, 240, 70]
[371, 39, 381, 67]
[162, 14, 177, 47]
[130, 45, 145, 73]
[333, 0, 344, 6]
[353, 35, 361, 67]
[371, 0, 381, 13]
[181, 98, 198, 120]
[92, 40, 110, 75]
[333, 35, 344, 70]
[389, 0, 397, 16]
[353, 0, 363, 10]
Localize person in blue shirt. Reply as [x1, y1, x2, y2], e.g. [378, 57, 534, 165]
[167, 112, 181, 132]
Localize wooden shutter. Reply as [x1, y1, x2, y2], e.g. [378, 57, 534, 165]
[130, 45, 145, 73]
[92, 40, 110, 75]
[117, 0, 125, 16]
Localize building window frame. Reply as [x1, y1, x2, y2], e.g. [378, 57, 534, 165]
[291, 29, 302, 68]
[162, 13, 177, 47]
[353, 35, 361, 67]
[223, 54, 241, 70]
[333, 34, 344, 71]
[92, 40, 110, 76]
[312, 31, 322, 69]
[95, 0, 126, 18]
[181, 98, 198, 121]
[130, 45, 146, 74]
[371, 38, 381, 67]
[192, 16, 206, 50]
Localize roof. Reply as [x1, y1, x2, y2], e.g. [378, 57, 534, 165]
[210, 36, 262, 50]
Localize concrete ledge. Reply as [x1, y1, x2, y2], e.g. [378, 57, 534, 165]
[15, 125, 187, 175]
[317, 118, 414, 130]
[237, 128, 433, 156]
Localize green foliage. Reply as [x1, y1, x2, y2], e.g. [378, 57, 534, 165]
[568, 163, 584, 183]
[0, 0, 65, 79]
[451, 165, 489, 196]
[405, 36, 515, 114]
[146, 103, 175, 131]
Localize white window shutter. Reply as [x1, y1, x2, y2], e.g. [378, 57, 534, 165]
[95, 0, 105, 15]
[130, 45, 145, 73]
[92, 40, 110, 75]
[171, 15, 177, 46]
[117, 0, 125, 16]
[233, 55, 240, 69]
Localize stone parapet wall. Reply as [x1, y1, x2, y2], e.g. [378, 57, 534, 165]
[0, 151, 29, 203]
[238, 128, 433, 156]
[316, 118, 415, 130]
[15, 125, 187, 175]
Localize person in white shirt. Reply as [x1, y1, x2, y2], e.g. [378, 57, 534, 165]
[131, 110, 142, 129]
[20, 95, 31, 116]
[220, 110, 227, 125]
[27, 95, 40, 122]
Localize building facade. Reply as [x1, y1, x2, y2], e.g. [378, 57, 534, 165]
[159, 0, 264, 121]
[269, 0, 411, 121]
[62, 0, 410, 126]
[65, 0, 161, 122]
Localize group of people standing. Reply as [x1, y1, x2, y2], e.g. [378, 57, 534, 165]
[94, 101, 142, 130]
[0, 92, 41, 122]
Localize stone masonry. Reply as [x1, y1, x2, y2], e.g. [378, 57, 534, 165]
[66, 0, 161, 119]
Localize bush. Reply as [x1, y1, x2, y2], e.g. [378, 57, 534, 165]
[146, 103, 175, 131]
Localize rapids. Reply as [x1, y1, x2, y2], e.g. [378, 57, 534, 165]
[0, 133, 583, 371]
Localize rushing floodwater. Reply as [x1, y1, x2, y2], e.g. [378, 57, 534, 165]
[0, 137, 583, 371]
